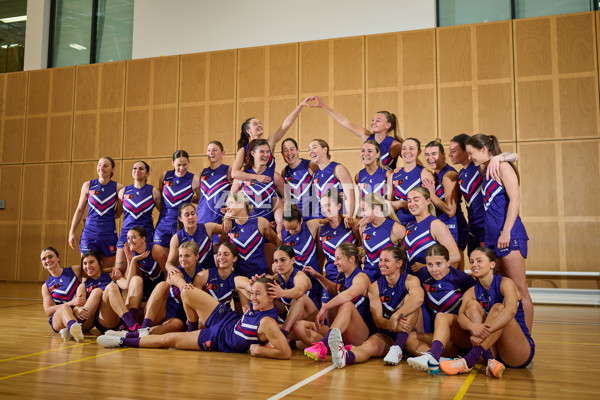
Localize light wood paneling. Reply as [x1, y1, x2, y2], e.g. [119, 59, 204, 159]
[525, 221, 561, 272]
[0, 72, 27, 164]
[73, 62, 125, 161]
[518, 142, 558, 217]
[0, 164, 22, 280]
[515, 13, 599, 141]
[561, 140, 600, 217]
[437, 21, 515, 142]
[18, 163, 71, 281]
[238, 44, 299, 152]
[366, 29, 437, 141]
[179, 50, 237, 156]
[300, 38, 364, 150]
[25, 67, 75, 163]
[124, 56, 179, 159]
[565, 221, 600, 288]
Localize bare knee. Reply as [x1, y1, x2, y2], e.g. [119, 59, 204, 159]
[434, 312, 453, 326]
[489, 303, 504, 313]
[464, 299, 484, 317]
[129, 275, 143, 290]
[158, 333, 176, 347]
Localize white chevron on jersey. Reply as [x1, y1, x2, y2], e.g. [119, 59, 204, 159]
[460, 173, 482, 207]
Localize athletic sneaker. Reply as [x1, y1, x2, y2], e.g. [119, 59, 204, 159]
[59, 328, 72, 341]
[407, 352, 436, 370]
[427, 359, 441, 375]
[383, 345, 402, 366]
[328, 328, 347, 369]
[304, 341, 328, 361]
[486, 359, 505, 378]
[105, 329, 129, 338]
[138, 327, 150, 338]
[440, 357, 471, 375]
[96, 335, 122, 348]
[70, 322, 84, 342]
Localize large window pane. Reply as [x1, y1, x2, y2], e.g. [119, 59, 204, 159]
[438, 0, 511, 27]
[96, 0, 133, 63]
[0, 0, 27, 73]
[515, 0, 593, 19]
[51, 0, 93, 67]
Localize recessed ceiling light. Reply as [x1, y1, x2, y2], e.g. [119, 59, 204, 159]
[0, 15, 27, 23]
[69, 43, 87, 51]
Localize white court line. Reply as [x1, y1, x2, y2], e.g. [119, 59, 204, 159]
[267, 365, 336, 400]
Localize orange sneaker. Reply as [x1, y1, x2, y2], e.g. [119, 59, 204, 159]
[439, 357, 471, 375]
[486, 359, 505, 378]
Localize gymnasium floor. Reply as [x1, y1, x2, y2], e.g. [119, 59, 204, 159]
[0, 282, 598, 399]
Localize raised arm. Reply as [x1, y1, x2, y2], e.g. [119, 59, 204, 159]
[430, 219, 461, 268]
[269, 271, 311, 300]
[266, 97, 311, 150]
[314, 95, 370, 140]
[487, 151, 519, 181]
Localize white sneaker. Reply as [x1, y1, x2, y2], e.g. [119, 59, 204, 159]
[70, 322, 84, 342]
[59, 328, 72, 341]
[105, 329, 128, 338]
[96, 335, 122, 348]
[383, 345, 402, 365]
[328, 328, 347, 369]
[407, 352, 436, 371]
[138, 327, 150, 337]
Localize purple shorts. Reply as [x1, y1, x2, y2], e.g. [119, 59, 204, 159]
[80, 232, 117, 257]
[489, 238, 528, 259]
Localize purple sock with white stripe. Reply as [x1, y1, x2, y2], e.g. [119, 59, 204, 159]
[67, 320, 76, 330]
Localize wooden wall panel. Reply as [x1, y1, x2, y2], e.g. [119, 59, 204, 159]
[25, 67, 74, 163]
[515, 13, 599, 141]
[238, 44, 299, 150]
[124, 56, 179, 159]
[73, 62, 125, 161]
[0, 165, 22, 280]
[438, 21, 514, 142]
[561, 140, 600, 217]
[565, 221, 600, 289]
[300, 38, 363, 150]
[179, 51, 236, 156]
[366, 29, 437, 142]
[18, 163, 71, 281]
[518, 142, 558, 217]
[0, 72, 27, 164]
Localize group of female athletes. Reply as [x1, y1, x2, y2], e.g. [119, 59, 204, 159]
[41, 95, 534, 378]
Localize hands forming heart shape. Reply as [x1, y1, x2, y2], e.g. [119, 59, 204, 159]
[302, 95, 324, 108]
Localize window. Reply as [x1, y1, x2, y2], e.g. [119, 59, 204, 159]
[0, 0, 27, 73]
[438, 0, 511, 27]
[49, 0, 133, 68]
[515, 0, 593, 19]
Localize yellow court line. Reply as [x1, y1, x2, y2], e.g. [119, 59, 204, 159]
[536, 340, 600, 346]
[0, 348, 130, 381]
[0, 342, 93, 363]
[453, 363, 482, 400]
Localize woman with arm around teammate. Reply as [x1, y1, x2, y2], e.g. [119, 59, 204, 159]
[328, 246, 424, 368]
[309, 139, 356, 218]
[405, 244, 476, 374]
[97, 277, 292, 360]
[68, 156, 124, 273]
[115, 161, 161, 279]
[313, 96, 402, 168]
[465, 134, 532, 332]
[402, 187, 460, 274]
[153, 150, 200, 249]
[387, 138, 435, 227]
[40, 247, 98, 341]
[440, 247, 534, 378]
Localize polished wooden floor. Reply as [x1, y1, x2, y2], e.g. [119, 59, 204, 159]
[0, 282, 599, 399]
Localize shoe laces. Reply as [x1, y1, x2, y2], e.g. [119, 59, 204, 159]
[449, 357, 467, 370]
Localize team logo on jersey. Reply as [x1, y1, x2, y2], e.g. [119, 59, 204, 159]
[406, 230, 412, 236]
[163, 181, 173, 186]
[203, 340, 212, 351]
[314, 178, 320, 183]
[423, 284, 436, 293]
[288, 241, 296, 247]
[363, 233, 371, 241]
[393, 179, 403, 186]
[285, 176, 292, 182]
[320, 235, 332, 242]
[124, 194, 134, 199]
[202, 175, 210, 180]
[479, 300, 489, 309]
[89, 190, 100, 195]
[49, 283, 60, 292]
[109, 246, 115, 251]
[336, 283, 346, 292]
[228, 232, 240, 239]
[381, 295, 391, 303]
[459, 179, 464, 185]
[205, 283, 218, 291]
